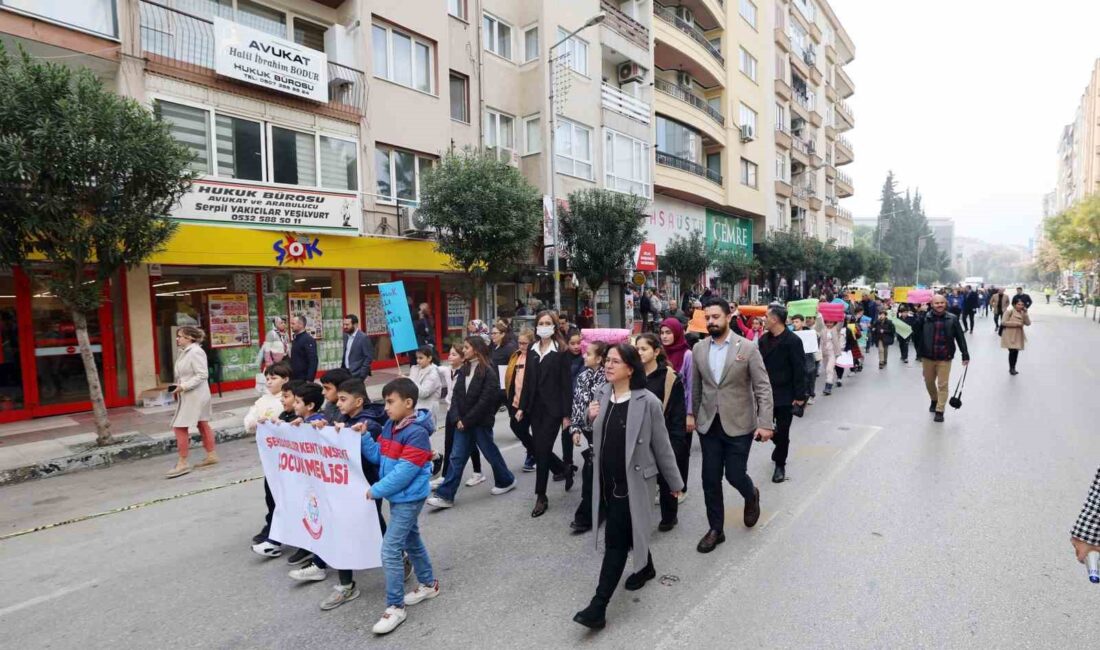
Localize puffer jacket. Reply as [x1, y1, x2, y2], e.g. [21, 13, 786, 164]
[360, 409, 434, 503]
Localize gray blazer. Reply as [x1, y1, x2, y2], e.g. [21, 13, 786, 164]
[691, 333, 774, 436]
[342, 329, 374, 379]
[590, 386, 684, 573]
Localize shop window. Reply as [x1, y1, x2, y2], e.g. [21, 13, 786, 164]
[216, 113, 264, 181]
[272, 126, 317, 187]
[0, 270, 23, 411]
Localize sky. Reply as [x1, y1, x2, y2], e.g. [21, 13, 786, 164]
[828, 0, 1100, 247]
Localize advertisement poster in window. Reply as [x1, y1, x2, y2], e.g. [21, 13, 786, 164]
[363, 294, 388, 336]
[446, 295, 468, 329]
[288, 292, 324, 339]
[207, 293, 252, 348]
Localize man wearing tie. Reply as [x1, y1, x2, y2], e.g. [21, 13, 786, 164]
[342, 314, 375, 398]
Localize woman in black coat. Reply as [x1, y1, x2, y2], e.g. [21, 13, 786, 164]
[518, 310, 574, 517]
[634, 334, 687, 532]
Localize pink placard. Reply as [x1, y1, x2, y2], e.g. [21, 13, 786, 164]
[907, 289, 934, 304]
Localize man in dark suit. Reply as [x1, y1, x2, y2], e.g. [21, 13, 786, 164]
[289, 315, 318, 382]
[757, 303, 807, 484]
[962, 285, 979, 333]
[341, 313, 374, 395]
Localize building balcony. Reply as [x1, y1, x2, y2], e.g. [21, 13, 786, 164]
[775, 179, 793, 198]
[825, 163, 836, 181]
[835, 98, 855, 130]
[654, 15, 724, 89]
[655, 151, 725, 205]
[809, 108, 823, 128]
[602, 83, 652, 125]
[654, 79, 724, 126]
[825, 124, 836, 141]
[836, 136, 853, 165]
[775, 27, 791, 53]
[790, 135, 811, 166]
[600, 0, 650, 50]
[837, 206, 853, 222]
[791, 89, 814, 120]
[836, 65, 855, 98]
[654, 87, 725, 146]
[775, 122, 792, 150]
[656, 150, 722, 185]
[836, 171, 853, 197]
[810, 23, 823, 44]
[775, 77, 792, 101]
[790, 49, 810, 78]
[826, 43, 837, 63]
[654, 4, 724, 67]
[825, 195, 838, 217]
[825, 82, 837, 103]
[138, 0, 365, 118]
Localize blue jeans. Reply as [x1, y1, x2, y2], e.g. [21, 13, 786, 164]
[383, 500, 434, 607]
[435, 425, 515, 501]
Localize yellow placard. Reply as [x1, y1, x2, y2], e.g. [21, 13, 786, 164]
[893, 287, 913, 303]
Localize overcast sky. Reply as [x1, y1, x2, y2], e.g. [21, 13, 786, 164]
[829, 0, 1100, 247]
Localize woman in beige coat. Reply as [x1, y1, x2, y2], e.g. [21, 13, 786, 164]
[1000, 297, 1030, 376]
[167, 326, 216, 478]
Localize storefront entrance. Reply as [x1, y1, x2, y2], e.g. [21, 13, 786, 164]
[0, 267, 131, 423]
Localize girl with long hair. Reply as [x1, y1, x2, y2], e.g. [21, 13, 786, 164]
[634, 333, 688, 531]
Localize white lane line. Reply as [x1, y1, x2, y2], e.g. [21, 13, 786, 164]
[0, 580, 98, 618]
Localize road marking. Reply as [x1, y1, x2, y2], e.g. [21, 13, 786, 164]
[0, 581, 98, 618]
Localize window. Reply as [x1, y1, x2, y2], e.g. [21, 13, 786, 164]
[156, 101, 210, 174]
[320, 136, 357, 191]
[739, 47, 757, 81]
[556, 28, 588, 76]
[706, 152, 721, 177]
[483, 14, 512, 59]
[739, 0, 757, 27]
[656, 116, 703, 164]
[293, 18, 326, 52]
[740, 158, 758, 188]
[375, 147, 436, 205]
[707, 96, 723, 113]
[448, 0, 466, 20]
[237, 0, 285, 38]
[373, 22, 435, 93]
[524, 26, 539, 62]
[554, 117, 593, 180]
[272, 126, 317, 187]
[739, 103, 757, 132]
[216, 114, 263, 181]
[775, 103, 787, 131]
[523, 115, 542, 155]
[604, 129, 650, 197]
[775, 153, 788, 182]
[4, 0, 118, 37]
[449, 72, 469, 123]
[484, 109, 516, 161]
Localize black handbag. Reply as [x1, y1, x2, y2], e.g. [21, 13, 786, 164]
[948, 366, 968, 410]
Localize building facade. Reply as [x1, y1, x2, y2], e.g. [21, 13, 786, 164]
[1053, 59, 1100, 214]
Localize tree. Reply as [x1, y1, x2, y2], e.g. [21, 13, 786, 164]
[1033, 236, 1065, 284]
[833, 245, 866, 285]
[714, 249, 759, 288]
[862, 248, 892, 282]
[803, 238, 839, 295]
[418, 148, 542, 304]
[756, 229, 808, 297]
[661, 231, 712, 293]
[853, 224, 875, 249]
[1048, 195, 1100, 268]
[0, 47, 193, 445]
[559, 189, 646, 316]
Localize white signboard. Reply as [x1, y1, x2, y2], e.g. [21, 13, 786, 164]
[214, 17, 329, 102]
[173, 179, 360, 235]
[794, 329, 819, 354]
[647, 196, 706, 254]
[258, 421, 382, 570]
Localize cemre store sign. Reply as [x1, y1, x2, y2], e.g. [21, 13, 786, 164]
[706, 209, 753, 257]
[213, 17, 328, 102]
[647, 196, 706, 254]
[173, 179, 361, 235]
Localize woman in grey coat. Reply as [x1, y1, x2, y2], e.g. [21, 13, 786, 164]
[573, 343, 683, 630]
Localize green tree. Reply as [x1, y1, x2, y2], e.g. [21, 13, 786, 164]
[756, 229, 808, 297]
[862, 248, 892, 282]
[1048, 195, 1100, 268]
[0, 47, 193, 445]
[833, 245, 866, 285]
[418, 149, 542, 304]
[803, 238, 839, 295]
[853, 224, 875, 248]
[714, 249, 759, 288]
[661, 231, 712, 293]
[559, 189, 646, 317]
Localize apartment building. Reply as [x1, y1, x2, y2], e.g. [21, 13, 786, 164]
[1052, 60, 1100, 214]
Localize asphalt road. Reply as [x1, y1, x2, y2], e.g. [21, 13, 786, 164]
[2, 302, 1097, 648]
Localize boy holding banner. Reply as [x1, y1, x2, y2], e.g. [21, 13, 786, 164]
[357, 378, 440, 635]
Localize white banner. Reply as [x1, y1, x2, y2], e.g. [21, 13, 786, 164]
[647, 196, 706, 255]
[173, 179, 360, 235]
[258, 421, 382, 570]
[214, 17, 328, 102]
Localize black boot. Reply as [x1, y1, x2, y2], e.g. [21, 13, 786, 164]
[624, 554, 656, 591]
[576, 547, 628, 628]
[573, 600, 607, 629]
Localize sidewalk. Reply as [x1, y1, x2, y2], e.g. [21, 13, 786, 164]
[0, 368, 403, 487]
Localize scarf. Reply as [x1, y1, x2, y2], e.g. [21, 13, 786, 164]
[661, 317, 690, 373]
[468, 319, 490, 343]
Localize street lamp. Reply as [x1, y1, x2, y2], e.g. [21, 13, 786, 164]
[548, 12, 605, 312]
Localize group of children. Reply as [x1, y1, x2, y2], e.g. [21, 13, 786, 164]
[243, 362, 439, 636]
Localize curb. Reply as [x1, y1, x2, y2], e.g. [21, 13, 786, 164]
[0, 423, 251, 488]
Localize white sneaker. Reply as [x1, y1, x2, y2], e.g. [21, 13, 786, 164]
[426, 495, 454, 509]
[677, 491, 689, 505]
[404, 580, 440, 606]
[807, 396, 816, 405]
[372, 606, 407, 634]
[490, 480, 516, 496]
[251, 541, 282, 558]
[464, 473, 487, 487]
[289, 563, 328, 582]
[429, 477, 445, 490]
[319, 583, 360, 611]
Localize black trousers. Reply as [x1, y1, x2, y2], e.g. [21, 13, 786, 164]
[573, 445, 603, 526]
[898, 337, 910, 361]
[1009, 349, 1020, 370]
[442, 417, 480, 477]
[993, 311, 1002, 329]
[531, 410, 566, 497]
[593, 493, 651, 607]
[507, 406, 535, 458]
[771, 405, 794, 467]
[699, 415, 755, 532]
[963, 310, 975, 332]
[261, 479, 275, 539]
[559, 425, 574, 469]
[657, 433, 691, 524]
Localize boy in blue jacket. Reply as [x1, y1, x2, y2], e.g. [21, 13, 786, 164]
[355, 377, 439, 635]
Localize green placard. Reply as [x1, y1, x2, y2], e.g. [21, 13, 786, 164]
[705, 209, 753, 256]
[787, 298, 819, 318]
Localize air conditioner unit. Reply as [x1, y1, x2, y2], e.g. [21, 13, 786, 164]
[803, 48, 816, 66]
[740, 124, 755, 142]
[618, 61, 644, 84]
[674, 6, 694, 25]
[400, 205, 433, 237]
[676, 71, 693, 90]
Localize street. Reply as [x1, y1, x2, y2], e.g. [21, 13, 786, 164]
[2, 303, 1097, 649]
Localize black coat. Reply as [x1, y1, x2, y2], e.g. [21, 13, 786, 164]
[341, 329, 374, 379]
[448, 362, 499, 428]
[963, 291, 979, 312]
[758, 329, 807, 405]
[644, 366, 687, 439]
[519, 344, 572, 420]
[290, 331, 318, 381]
[914, 311, 970, 361]
[870, 319, 896, 345]
[490, 340, 517, 367]
[414, 316, 434, 347]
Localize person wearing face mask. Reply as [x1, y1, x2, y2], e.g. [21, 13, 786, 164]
[518, 310, 575, 517]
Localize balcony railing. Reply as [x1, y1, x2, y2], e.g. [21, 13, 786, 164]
[836, 98, 855, 122]
[775, 121, 790, 135]
[826, 195, 838, 208]
[600, 0, 650, 50]
[654, 4, 724, 66]
[837, 171, 853, 187]
[601, 83, 651, 124]
[138, 0, 366, 115]
[656, 150, 722, 185]
[793, 90, 815, 112]
[837, 136, 853, 153]
[838, 207, 852, 221]
[654, 78, 724, 126]
[794, 175, 817, 196]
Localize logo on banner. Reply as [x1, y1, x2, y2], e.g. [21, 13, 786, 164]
[302, 490, 324, 539]
[274, 234, 322, 265]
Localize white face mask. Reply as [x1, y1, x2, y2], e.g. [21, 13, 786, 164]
[536, 325, 555, 340]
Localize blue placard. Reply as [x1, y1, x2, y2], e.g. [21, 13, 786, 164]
[378, 281, 418, 354]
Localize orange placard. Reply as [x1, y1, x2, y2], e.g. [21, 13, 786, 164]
[736, 305, 768, 318]
[687, 309, 708, 334]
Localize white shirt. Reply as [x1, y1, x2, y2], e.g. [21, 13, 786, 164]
[534, 339, 558, 361]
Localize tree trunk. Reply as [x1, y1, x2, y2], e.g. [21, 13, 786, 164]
[72, 309, 112, 446]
